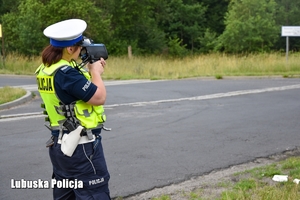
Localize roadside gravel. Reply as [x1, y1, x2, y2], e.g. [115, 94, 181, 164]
[120, 148, 300, 200]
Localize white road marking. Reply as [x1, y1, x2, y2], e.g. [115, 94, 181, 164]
[1, 84, 300, 122]
[105, 84, 300, 108]
[12, 80, 163, 91]
[12, 84, 38, 91]
[0, 114, 45, 122]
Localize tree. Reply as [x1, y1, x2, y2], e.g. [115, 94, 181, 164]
[217, 0, 278, 53]
[106, 0, 166, 55]
[42, 0, 111, 44]
[2, 0, 111, 56]
[168, 0, 206, 52]
[17, 0, 46, 55]
[274, 0, 300, 51]
[0, 0, 21, 18]
[187, 0, 229, 35]
[198, 28, 218, 53]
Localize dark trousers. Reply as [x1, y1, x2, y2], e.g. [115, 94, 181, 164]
[49, 135, 111, 200]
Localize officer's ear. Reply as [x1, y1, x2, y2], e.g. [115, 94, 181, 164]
[66, 46, 74, 54]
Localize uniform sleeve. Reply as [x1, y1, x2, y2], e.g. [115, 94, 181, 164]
[54, 68, 97, 103]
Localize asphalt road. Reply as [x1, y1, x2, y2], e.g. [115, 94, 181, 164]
[1, 75, 300, 199]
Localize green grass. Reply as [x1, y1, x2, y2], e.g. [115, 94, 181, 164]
[148, 157, 300, 200]
[98, 53, 300, 79]
[1, 52, 300, 79]
[0, 86, 26, 104]
[152, 195, 172, 200]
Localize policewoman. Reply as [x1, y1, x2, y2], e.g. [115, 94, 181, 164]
[35, 19, 111, 199]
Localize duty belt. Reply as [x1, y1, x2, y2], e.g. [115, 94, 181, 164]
[46, 127, 99, 147]
[46, 124, 111, 148]
[48, 125, 102, 139]
[57, 134, 96, 145]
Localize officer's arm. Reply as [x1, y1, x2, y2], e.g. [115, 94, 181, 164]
[87, 60, 106, 106]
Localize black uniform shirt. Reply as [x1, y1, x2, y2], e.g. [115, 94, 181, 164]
[54, 66, 97, 104]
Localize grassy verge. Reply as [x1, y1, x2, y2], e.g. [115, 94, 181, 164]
[0, 52, 300, 79]
[0, 86, 26, 105]
[147, 156, 300, 200]
[83, 53, 300, 80]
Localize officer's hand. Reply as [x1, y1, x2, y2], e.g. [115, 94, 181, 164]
[87, 58, 106, 75]
[99, 58, 106, 68]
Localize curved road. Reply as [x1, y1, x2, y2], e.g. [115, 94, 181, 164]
[1, 75, 300, 199]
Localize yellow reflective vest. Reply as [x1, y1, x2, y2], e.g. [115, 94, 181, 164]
[35, 60, 106, 130]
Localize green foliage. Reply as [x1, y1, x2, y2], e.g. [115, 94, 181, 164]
[2, 13, 19, 53]
[108, 0, 166, 55]
[217, 0, 278, 53]
[201, 0, 229, 35]
[274, 0, 300, 50]
[107, 39, 130, 56]
[41, 0, 112, 44]
[164, 0, 207, 52]
[152, 195, 171, 200]
[0, 0, 21, 17]
[17, 0, 46, 55]
[276, 0, 300, 26]
[198, 28, 219, 53]
[215, 74, 223, 79]
[1, 0, 111, 56]
[1, 0, 300, 56]
[167, 37, 188, 57]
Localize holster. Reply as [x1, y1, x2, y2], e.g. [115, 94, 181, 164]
[60, 125, 83, 157]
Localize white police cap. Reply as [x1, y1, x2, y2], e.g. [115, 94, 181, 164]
[43, 19, 87, 48]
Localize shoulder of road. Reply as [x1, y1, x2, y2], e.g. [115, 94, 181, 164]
[0, 90, 32, 110]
